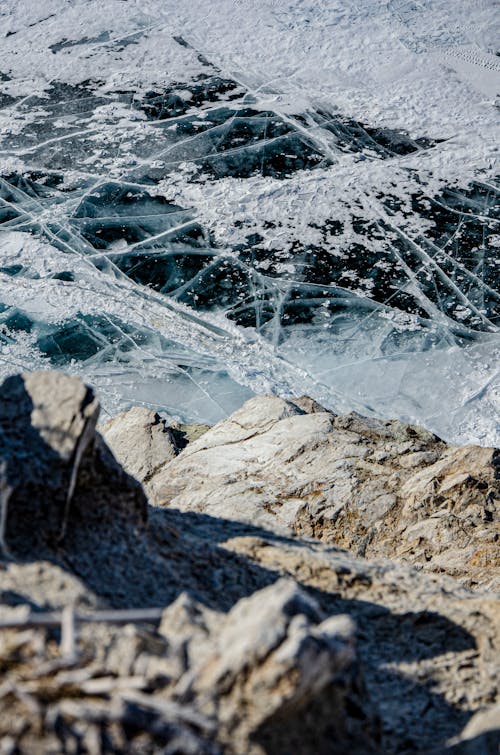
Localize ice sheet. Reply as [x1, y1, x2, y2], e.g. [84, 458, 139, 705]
[0, 0, 498, 444]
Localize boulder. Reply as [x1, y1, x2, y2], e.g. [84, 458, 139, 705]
[163, 579, 378, 755]
[148, 395, 499, 589]
[100, 408, 210, 496]
[0, 370, 147, 555]
[101, 407, 178, 484]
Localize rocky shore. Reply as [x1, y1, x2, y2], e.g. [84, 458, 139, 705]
[0, 371, 498, 754]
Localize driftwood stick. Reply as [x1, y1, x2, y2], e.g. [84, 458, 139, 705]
[0, 607, 164, 631]
[59, 414, 97, 542]
[80, 676, 149, 695]
[18, 675, 149, 696]
[60, 604, 77, 661]
[0, 464, 14, 561]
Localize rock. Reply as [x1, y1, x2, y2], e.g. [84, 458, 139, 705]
[291, 395, 330, 414]
[164, 579, 378, 755]
[100, 407, 210, 494]
[0, 370, 147, 555]
[0, 560, 98, 612]
[2, 520, 499, 753]
[101, 407, 178, 485]
[0, 370, 99, 482]
[1, 373, 499, 754]
[445, 703, 500, 753]
[0, 613, 221, 755]
[173, 421, 212, 446]
[149, 395, 499, 589]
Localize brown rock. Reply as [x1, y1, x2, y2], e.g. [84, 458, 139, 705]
[149, 395, 499, 589]
[1, 376, 499, 754]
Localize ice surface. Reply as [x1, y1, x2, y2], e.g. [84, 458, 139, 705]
[0, 0, 498, 443]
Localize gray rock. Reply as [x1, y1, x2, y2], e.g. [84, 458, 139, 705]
[150, 395, 499, 589]
[0, 370, 99, 479]
[166, 579, 377, 755]
[445, 703, 500, 753]
[101, 406, 178, 485]
[0, 370, 147, 555]
[290, 395, 330, 414]
[100, 408, 211, 495]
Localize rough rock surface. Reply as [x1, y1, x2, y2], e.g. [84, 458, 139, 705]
[101, 408, 210, 496]
[0, 371, 147, 557]
[146, 395, 499, 590]
[101, 407, 179, 487]
[0, 371, 100, 538]
[161, 580, 378, 755]
[445, 703, 500, 753]
[1, 372, 499, 754]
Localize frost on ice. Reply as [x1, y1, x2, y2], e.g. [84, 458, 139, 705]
[0, 1, 498, 443]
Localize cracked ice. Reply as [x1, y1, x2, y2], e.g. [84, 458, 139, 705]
[0, 0, 498, 443]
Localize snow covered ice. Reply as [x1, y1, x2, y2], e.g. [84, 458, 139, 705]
[0, 0, 498, 443]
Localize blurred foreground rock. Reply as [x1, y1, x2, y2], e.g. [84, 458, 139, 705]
[163, 580, 375, 754]
[0, 371, 147, 556]
[0, 371, 499, 754]
[445, 703, 500, 754]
